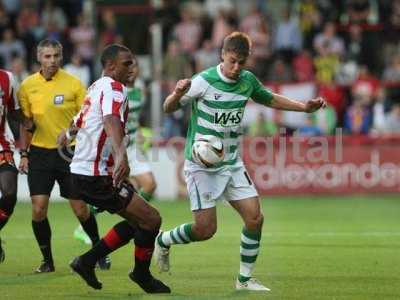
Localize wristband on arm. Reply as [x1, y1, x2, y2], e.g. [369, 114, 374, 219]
[19, 149, 28, 158]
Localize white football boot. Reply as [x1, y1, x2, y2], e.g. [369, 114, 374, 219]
[235, 278, 270, 292]
[154, 231, 170, 272]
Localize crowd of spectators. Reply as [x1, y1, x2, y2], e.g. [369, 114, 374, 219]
[156, 0, 400, 138]
[3, 0, 400, 139]
[0, 0, 91, 82]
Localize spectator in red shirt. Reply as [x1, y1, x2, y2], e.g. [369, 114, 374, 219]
[293, 49, 315, 82]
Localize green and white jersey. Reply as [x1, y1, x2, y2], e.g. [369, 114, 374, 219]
[181, 64, 273, 171]
[126, 84, 143, 145]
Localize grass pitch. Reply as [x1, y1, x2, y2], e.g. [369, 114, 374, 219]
[1, 196, 400, 300]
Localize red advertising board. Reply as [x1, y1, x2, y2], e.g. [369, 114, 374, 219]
[241, 135, 400, 195]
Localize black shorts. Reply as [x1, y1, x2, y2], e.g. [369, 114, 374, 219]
[28, 145, 76, 198]
[70, 174, 136, 214]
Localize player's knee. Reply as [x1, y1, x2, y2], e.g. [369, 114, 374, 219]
[71, 202, 90, 221]
[245, 212, 264, 231]
[0, 192, 17, 215]
[74, 208, 89, 222]
[32, 205, 47, 220]
[149, 180, 157, 194]
[142, 180, 157, 194]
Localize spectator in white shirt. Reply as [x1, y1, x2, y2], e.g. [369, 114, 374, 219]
[313, 21, 345, 57]
[64, 52, 90, 87]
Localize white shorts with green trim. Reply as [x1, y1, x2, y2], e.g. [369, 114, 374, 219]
[184, 161, 258, 211]
[127, 145, 152, 176]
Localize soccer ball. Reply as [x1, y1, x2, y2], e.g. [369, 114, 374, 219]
[191, 135, 224, 168]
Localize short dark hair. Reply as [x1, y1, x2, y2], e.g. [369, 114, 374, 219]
[37, 39, 63, 52]
[222, 32, 252, 58]
[100, 44, 130, 67]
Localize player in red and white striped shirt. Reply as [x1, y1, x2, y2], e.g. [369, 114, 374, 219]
[70, 75, 129, 176]
[0, 69, 31, 263]
[60, 44, 170, 294]
[0, 70, 19, 152]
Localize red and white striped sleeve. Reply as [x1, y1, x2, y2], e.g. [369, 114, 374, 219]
[101, 80, 125, 119]
[6, 71, 19, 111]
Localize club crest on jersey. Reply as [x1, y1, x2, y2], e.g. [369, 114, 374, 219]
[53, 94, 64, 105]
[214, 93, 222, 100]
[214, 109, 244, 127]
[202, 192, 213, 202]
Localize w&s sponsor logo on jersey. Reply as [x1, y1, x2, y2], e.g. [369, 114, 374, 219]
[214, 109, 244, 127]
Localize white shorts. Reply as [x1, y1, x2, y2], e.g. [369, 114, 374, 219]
[127, 145, 152, 176]
[184, 164, 258, 211]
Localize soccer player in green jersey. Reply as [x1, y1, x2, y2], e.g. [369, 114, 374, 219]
[155, 32, 326, 292]
[126, 56, 157, 202]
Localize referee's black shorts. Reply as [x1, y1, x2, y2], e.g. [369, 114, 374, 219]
[28, 145, 77, 198]
[70, 174, 136, 214]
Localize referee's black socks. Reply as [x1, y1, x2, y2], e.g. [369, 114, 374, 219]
[32, 218, 53, 264]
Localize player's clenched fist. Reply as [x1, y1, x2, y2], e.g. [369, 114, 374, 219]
[174, 79, 191, 96]
[305, 97, 326, 113]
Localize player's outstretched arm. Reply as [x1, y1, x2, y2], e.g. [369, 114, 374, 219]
[163, 79, 191, 113]
[269, 93, 326, 113]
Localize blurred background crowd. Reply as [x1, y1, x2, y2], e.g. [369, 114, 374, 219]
[2, 0, 400, 138]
